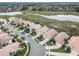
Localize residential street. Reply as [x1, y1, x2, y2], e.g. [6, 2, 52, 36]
[4, 23, 46, 56]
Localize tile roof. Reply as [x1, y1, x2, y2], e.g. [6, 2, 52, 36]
[0, 42, 19, 56]
[68, 36, 79, 54]
[0, 33, 13, 44]
[43, 29, 58, 40]
[0, 49, 9, 56]
[54, 32, 70, 46]
[35, 26, 49, 35]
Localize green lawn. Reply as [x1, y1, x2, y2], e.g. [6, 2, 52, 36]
[45, 41, 53, 46]
[36, 35, 45, 42]
[0, 15, 11, 19]
[37, 38, 44, 42]
[15, 38, 23, 43]
[19, 10, 79, 15]
[14, 43, 30, 56]
[30, 29, 36, 36]
[50, 46, 67, 53]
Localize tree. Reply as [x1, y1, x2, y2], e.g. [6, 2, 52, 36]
[65, 47, 71, 53]
[20, 5, 28, 10]
[21, 37, 25, 41]
[12, 39, 16, 43]
[30, 29, 36, 36]
[24, 28, 30, 33]
[37, 35, 43, 39]
[75, 7, 79, 12]
[53, 39, 56, 45]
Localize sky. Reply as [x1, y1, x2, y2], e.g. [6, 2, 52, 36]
[0, 0, 78, 2]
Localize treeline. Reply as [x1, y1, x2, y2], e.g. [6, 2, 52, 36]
[20, 4, 79, 12]
[0, 3, 79, 12]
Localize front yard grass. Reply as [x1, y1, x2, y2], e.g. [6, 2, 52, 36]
[45, 41, 53, 46]
[45, 40, 54, 46]
[14, 43, 30, 56]
[16, 38, 23, 43]
[24, 28, 30, 33]
[50, 46, 67, 53]
[30, 29, 36, 36]
[36, 35, 45, 42]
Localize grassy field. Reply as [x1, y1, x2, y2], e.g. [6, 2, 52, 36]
[20, 10, 79, 15]
[14, 14, 79, 36]
[0, 15, 12, 19]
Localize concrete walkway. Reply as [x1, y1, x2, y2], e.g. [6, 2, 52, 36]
[45, 46, 61, 49]
[46, 52, 76, 56]
[40, 39, 49, 45]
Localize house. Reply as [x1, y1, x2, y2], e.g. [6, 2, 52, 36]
[23, 20, 31, 26]
[43, 29, 58, 40]
[68, 36, 79, 55]
[34, 24, 42, 29]
[3, 42, 20, 53]
[9, 17, 23, 25]
[12, 18, 23, 25]
[28, 22, 36, 29]
[54, 32, 70, 47]
[23, 21, 42, 31]
[0, 32, 14, 46]
[29, 23, 42, 30]
[0, 42, 20, 56]
[35, 26, 49, 35]
[0, 48, 9, 56]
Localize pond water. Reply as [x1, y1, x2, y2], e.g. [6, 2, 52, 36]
[0, 12, 23, 15]
[41, 15, 79, 22]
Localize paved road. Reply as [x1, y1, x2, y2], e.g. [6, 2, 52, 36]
[4, 23, 46, 56]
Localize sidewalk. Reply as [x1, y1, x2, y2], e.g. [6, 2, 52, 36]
[46, 52, 76, 56]
[31, 35, 40, 40]
[45, 46, 60, 49]
[40, 39, 49, 45]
